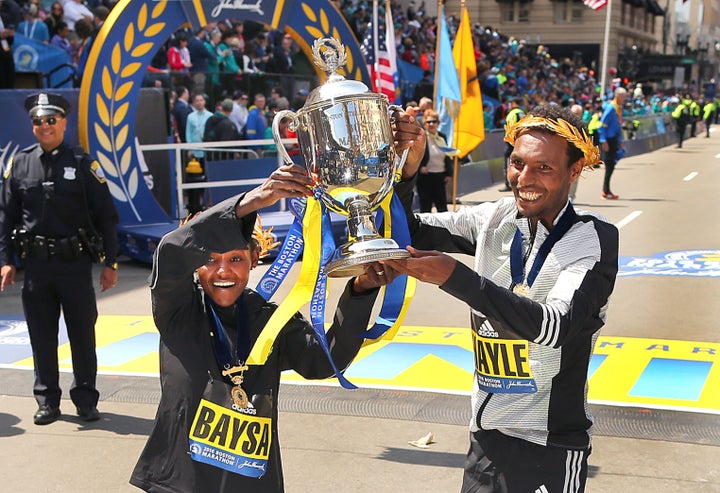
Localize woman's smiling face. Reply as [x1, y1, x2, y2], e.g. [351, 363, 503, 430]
[197, 248, 258, 307]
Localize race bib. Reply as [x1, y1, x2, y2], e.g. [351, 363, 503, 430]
[473, 332, 537, 394]
[189, 397, 272, 478]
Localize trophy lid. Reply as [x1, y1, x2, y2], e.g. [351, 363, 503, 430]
[305, 38, 372, 106]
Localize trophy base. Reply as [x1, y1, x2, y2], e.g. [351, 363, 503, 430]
[326, 238, 410, 278]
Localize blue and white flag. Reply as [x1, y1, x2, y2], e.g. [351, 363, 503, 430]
[434, 7, 461, 146]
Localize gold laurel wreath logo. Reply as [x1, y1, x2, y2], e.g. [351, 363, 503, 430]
[92, 1, 167, 205]
[300, 3, 362, 81]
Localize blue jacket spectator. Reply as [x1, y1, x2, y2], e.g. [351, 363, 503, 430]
[187, 28, 216, 90]
[244, 93, 268, 146]
[598, 98, 623, 144]
[18, 7, 49, 43]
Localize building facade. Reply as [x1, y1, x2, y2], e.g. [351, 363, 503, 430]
[412, 0, 720, 91]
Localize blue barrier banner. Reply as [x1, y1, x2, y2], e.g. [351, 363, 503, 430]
[12, 34, 74, 88]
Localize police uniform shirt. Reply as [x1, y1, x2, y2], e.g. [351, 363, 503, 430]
[0, 142, 119, 267]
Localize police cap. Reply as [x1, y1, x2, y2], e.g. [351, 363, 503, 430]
[24, 92, 72, 118]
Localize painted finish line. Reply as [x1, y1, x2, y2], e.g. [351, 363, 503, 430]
[1, 316, 718, 414]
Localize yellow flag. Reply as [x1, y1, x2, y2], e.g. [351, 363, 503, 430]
[452, 7, 485, 158]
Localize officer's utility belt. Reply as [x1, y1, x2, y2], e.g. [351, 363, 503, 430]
[12, 229, 84, 261]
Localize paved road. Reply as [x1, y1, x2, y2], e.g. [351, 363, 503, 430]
[1, 133, 719, 492]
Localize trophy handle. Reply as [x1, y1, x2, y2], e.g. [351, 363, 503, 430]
[271, 109, 298, 166]
[395, 148, 409, 182]
[387, 104, 410, 181]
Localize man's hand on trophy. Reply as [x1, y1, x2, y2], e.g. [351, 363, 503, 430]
[390, 107, 426, 180]
[352, 261, 399, 293]
[237, 164, 312, 216]
[381, 246, 456, 287]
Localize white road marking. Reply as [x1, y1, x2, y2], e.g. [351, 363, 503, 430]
[615, 210, 642, 230]
[683, 172, 698, 181]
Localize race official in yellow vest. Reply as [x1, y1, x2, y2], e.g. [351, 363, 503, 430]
[702, 100, 715, 138]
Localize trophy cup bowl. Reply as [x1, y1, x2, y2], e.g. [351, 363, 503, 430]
[271, 37, 410, 277]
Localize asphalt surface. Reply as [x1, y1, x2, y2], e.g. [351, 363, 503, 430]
[1, 132, 720, 492]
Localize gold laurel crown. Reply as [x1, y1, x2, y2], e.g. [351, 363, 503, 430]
[504, 115, 601, 168]
[252, 215, 280, 260]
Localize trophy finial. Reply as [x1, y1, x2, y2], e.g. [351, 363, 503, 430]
[312, 38, 348, 75]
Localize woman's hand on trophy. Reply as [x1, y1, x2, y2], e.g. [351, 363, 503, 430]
[237, 164, 312, 216]
[390, 107, 426, 180]
[352, 262, 399, 293]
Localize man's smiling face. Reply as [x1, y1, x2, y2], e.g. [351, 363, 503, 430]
[508, 129, 582, 230]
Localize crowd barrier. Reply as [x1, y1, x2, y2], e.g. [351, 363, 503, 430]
[452, 112, 680, 198]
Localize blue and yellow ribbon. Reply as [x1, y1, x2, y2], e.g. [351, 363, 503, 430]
[247, 198, 323, 365]
[248, 191, 415, 386]
[362, 191, 415, 343]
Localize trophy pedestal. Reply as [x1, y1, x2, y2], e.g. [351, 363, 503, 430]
[326, 238, 410, 278]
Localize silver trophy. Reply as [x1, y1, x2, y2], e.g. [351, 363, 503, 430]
[272, 37, 410, 277]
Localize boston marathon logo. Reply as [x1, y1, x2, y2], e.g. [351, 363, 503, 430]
[189, 399, 272, 478]
[619, 250, 720, 277]
[473, 333, 537, 394]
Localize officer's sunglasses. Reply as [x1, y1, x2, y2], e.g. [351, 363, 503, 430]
[31, 116, 62, 126]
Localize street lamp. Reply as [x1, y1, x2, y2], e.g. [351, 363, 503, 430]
[676, 34, 690, 56]
[697, 42, 709, 92]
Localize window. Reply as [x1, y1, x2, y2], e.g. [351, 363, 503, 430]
[500, 1, 531, 23]
[571, 3, 584, 22]
[518, 3, 530, 22]
[500, 3, 515, 23]
[553, 1, 584, 23]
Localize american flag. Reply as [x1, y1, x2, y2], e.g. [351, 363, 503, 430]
[583, 0, 608, 10]
[360, 13, 397, 102]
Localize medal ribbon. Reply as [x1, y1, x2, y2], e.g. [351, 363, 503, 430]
[510, 203, 577, 289]
[205, 294, 250, 369]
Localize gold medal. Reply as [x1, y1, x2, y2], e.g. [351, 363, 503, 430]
[513, 283, 530, 297]
[222, 364, 249, 408]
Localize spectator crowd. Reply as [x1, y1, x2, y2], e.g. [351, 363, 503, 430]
[1, 0, 115, 88]
[2, 0, 718, 151]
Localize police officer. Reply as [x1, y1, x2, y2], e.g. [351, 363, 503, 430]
[703, 99, 716, 138]
[0, 92, 119, 425]
[689, 97, 700, 138]
[671, 97, 691, 149]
